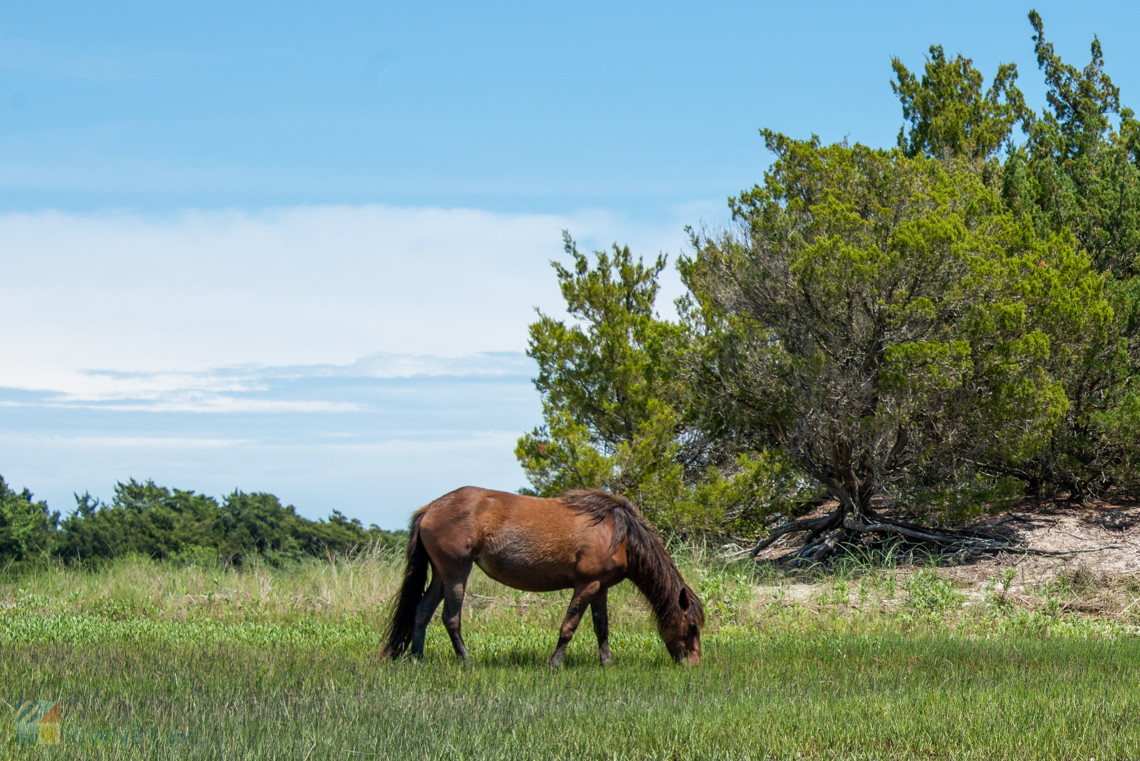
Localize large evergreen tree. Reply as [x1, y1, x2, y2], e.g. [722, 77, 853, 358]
[683, 134, 1108, 560]
[1001, 13, 1140, 498]
[889, 12, 1140, 500]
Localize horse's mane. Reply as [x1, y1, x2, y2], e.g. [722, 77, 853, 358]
[561, 490, 705, 639]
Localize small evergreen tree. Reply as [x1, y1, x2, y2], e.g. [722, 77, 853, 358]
[516, 233, 806, 534]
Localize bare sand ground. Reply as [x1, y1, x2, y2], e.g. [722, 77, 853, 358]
[741, 499, 1140, 618]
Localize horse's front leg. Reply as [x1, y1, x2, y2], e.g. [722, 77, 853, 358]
[589, 587, 612, 666]
[549, 581, 601, 668]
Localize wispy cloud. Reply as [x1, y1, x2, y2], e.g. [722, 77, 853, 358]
[21, 435, 250, 450]
[0, 38, 156, 82]
[0, 356, 541, 526]
[0, 352, 535, 414]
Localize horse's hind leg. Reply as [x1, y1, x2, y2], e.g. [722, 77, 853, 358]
[589, 587, 612, 666]
[411, 572, 444, 658]
[549, 580, 602, 668]
[440, 559, 473, 663]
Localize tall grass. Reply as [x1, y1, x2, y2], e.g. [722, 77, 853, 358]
[3, 550, 1139, 759]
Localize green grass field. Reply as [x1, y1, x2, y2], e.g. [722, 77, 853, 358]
[2, 550, 1139, 760]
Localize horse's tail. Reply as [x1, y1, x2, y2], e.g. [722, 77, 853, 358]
[381, 507, 431, 659]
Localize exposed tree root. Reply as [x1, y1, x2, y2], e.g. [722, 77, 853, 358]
[740, 503, 1128, 565]
[748, 512, 842, 558]
[809, 529, 846, 563]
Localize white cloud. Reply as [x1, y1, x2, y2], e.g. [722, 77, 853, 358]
[0, 203, 695, 526]
[345, 351, 536, 378]
[1, 205, 688, 394]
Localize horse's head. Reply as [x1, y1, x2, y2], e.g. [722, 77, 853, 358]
[663, 584, 704, 666]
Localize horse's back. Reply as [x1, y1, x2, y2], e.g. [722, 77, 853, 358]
[417, 487, 623, 592]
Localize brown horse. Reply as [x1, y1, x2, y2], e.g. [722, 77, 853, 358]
[381, 487, 704, 666]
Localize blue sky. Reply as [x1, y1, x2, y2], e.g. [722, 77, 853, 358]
[2, 1, 1138, 527]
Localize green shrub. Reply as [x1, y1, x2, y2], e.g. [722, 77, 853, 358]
[0, 477, 58, 564]
[905, 570, 963, 614]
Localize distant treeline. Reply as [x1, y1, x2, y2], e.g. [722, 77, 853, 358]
[0, 475, 407, 567]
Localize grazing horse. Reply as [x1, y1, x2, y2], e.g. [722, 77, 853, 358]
[381, 487, 704, 666]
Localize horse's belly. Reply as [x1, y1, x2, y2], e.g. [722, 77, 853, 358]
[473, 555, 575, 592]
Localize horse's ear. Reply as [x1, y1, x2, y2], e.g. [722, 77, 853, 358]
[678, 587, 691, 610]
